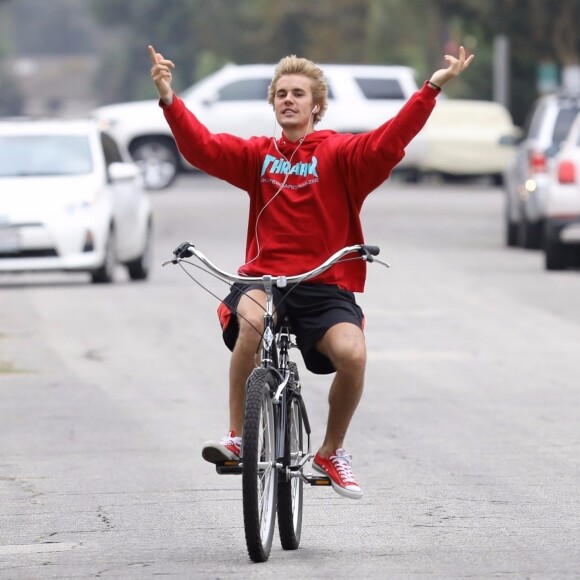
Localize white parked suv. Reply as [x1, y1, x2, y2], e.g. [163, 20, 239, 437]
[543, 110, 580, 270]
[93, 63, 425, 190]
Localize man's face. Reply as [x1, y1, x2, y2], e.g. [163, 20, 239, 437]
[273, 74, 315, 134]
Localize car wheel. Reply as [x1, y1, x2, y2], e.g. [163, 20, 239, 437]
[130, 138, 179, 190]
[402, 169, 421, 183]
[126, 220, 152, 281]
[91, 227, 116, 284]
[523, 219, 544, 250]
[544, 221, 568, 271]
[506, 218, 518, 247]
[519, 218, 543, 250]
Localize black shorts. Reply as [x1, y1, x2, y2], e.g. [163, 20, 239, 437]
[217, 283, 364, 375]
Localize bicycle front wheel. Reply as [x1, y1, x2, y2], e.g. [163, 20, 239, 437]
[242, 368, 278, 563]
[277, 387, 305, 550]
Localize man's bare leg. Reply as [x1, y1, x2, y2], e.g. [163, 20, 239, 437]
[228, 289, 267, 434]
[314, 322, 366, 456]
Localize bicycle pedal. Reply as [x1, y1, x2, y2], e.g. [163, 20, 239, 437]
[305, 474, 332, 486]
[215, 460, 243, 475]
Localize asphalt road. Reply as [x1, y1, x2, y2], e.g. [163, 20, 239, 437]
[1, 175, 579, 579]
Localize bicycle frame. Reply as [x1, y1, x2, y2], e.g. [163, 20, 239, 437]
[163, 240, 386, 470]
[259, 275, 278, 370]
[254, 276, 307, 473]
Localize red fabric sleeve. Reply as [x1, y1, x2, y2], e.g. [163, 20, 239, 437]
[335, 81, 438, 202]
[160, 96, 264, 192]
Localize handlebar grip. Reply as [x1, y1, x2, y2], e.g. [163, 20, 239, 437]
[360, 244, 380, 256]
[173, 241, 195, 259]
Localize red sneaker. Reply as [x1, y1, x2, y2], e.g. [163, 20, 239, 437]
[202, 431, 242, 464]
[313, 448, 363, 499]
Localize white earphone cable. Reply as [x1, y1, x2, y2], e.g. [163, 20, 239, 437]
[242, 109, 316, 269]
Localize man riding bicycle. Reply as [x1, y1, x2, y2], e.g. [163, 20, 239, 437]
[149, 45, 473, 499]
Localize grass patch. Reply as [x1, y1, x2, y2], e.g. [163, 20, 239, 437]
[0, 361, 31, 374]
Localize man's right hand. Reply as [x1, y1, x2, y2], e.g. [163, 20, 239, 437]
[148, 45, 175, 106]
[429, 45, 474, 89]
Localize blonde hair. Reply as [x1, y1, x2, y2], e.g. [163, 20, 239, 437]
[267, 55, 328, 125]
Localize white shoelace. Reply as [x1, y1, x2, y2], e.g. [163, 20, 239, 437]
[221, 433, 242, 452]
[330, 449, 358, 484]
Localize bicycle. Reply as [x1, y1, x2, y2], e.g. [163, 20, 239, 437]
[164, 241, 387, 562]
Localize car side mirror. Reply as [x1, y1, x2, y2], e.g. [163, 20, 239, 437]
[108, 162, 140, 182]
[200, 92, 219, 107]
[499, 135, 520, 146]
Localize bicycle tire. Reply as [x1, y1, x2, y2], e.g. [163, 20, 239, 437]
[242, 368, 278, 563]
[277, 370, 305, 550]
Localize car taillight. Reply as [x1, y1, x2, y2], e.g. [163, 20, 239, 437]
[558, 160, 576, 184]
[529, 151, 547, 173]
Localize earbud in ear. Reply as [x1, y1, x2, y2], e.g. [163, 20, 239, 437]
[312, 106, 318, 114]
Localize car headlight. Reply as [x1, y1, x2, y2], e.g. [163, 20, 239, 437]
[64, 190, 100, 214]
[64, 200, 94, 214]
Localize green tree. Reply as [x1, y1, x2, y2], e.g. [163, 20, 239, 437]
[88, 0, 580, 125]
[90, 0, 203, 102]
[90, 0, 379, 103]
[434, 0, 580, 123]
[90, 0, 443, 103]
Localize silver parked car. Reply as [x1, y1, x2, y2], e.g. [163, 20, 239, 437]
[542, 110, 580, 270]
[503, 93, 580, 249]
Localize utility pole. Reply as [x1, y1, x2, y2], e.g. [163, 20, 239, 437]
[493, 34, 510, 108]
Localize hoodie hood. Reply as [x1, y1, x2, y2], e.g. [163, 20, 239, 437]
[275, 129, 336, 156]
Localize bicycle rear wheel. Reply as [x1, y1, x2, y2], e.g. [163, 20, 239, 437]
[277, 388, 305, 550]
[242, 368, 278, 562]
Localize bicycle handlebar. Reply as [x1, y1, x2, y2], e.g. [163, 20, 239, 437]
[163, 241, 386, 287]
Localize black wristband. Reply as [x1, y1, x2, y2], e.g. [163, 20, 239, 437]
[428, 80, 442, 91]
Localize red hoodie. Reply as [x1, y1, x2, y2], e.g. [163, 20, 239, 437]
[161, 81, 438, 292]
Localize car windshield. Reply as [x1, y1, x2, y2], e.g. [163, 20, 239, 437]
[0, 135, 93, 177]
